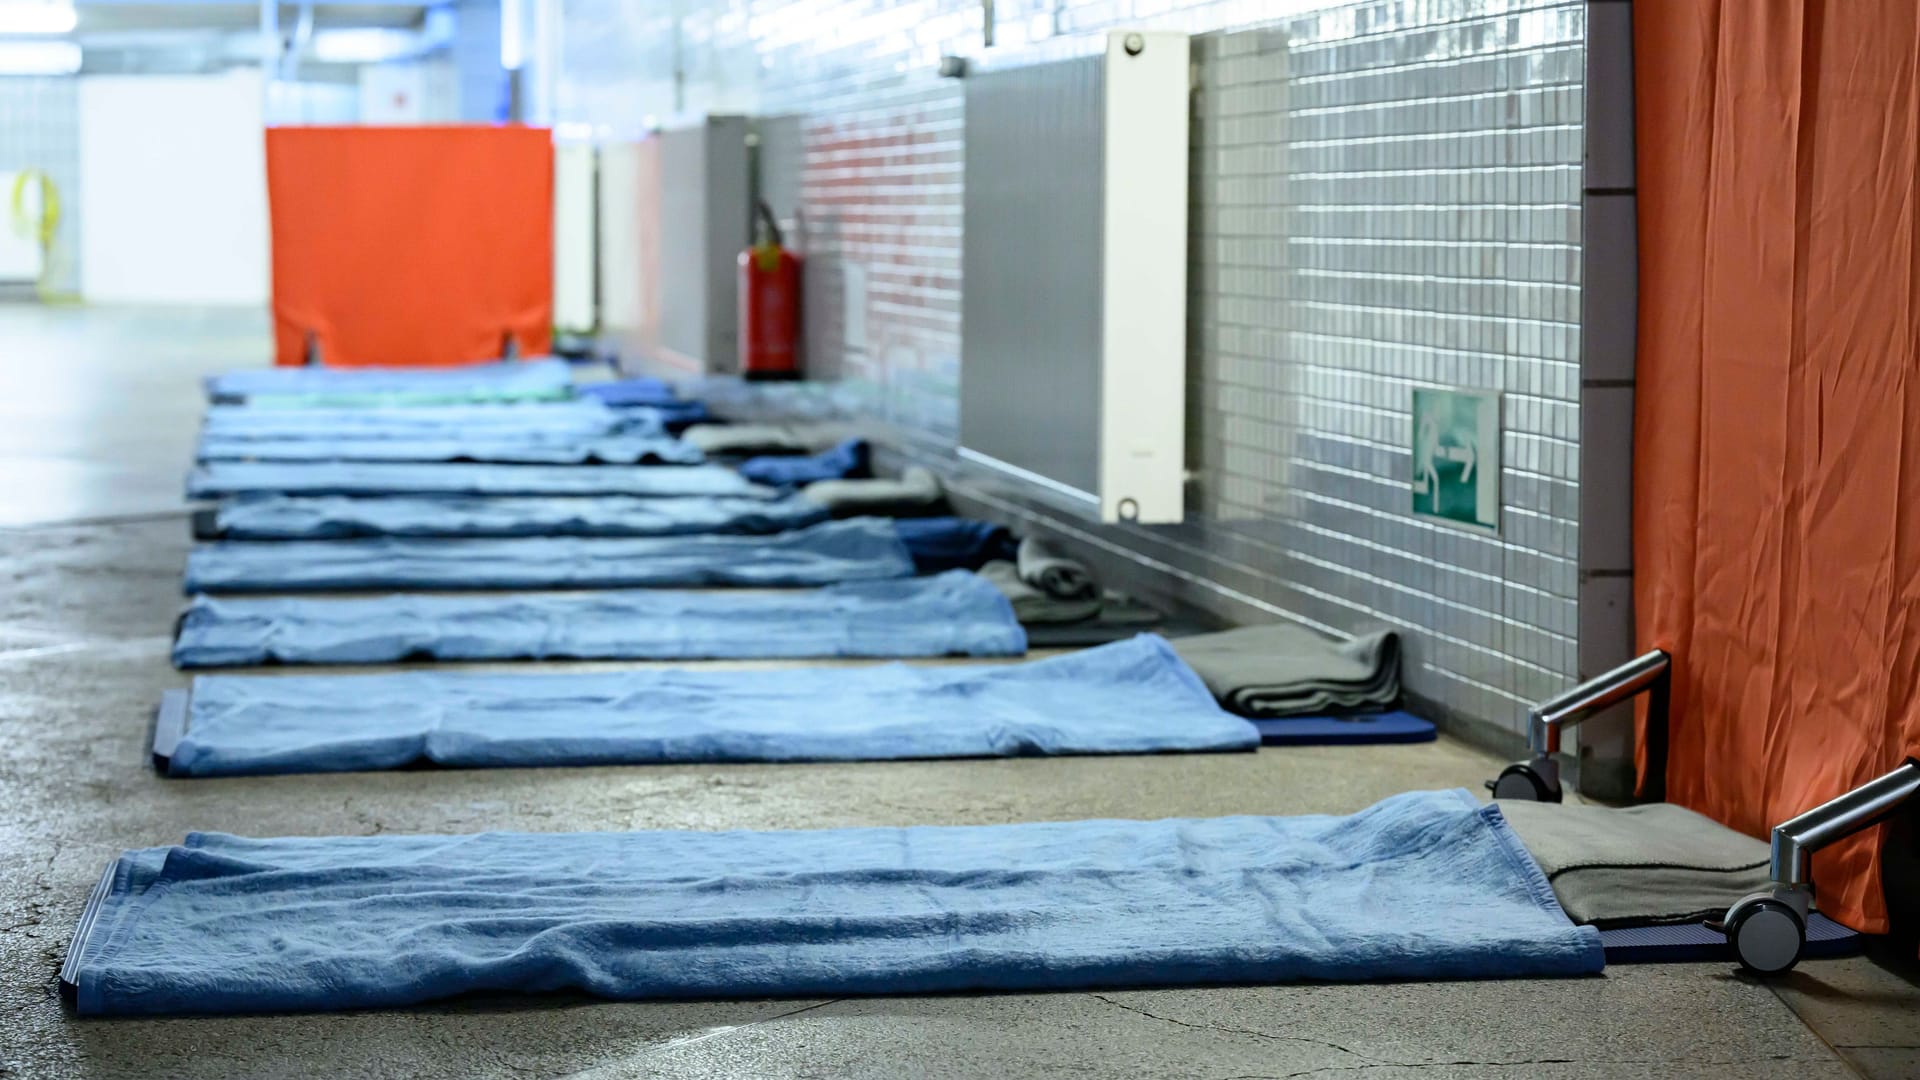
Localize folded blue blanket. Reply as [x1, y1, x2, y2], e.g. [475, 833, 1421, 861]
[576, 376, 677, 407]
[172, 570, 1021, 666]
[63, 790, 1602, 1015]
[207, 492, 831, 539]
[164, 634, 1233, 774]
[625, 399, 711, 432]
[205, 359, 572, 402]
[183, 518, 915, 593]
[738, 438, 871, 488]
[186, 462, 772, 499]
[895, 516, 1018, 572]
[201, 400, 656, 441]
[195, 433, 702, 466]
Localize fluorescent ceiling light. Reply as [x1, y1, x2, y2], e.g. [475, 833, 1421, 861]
[311, 28, 416, 64]
[0, 39, 79, 74]
[0, 1, 76, 35]
[499, 0, 523, 70]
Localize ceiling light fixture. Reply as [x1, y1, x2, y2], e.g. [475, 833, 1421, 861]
[0, 1, 77, 36]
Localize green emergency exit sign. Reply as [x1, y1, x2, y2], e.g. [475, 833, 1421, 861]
[1411, 387, 1500, 535]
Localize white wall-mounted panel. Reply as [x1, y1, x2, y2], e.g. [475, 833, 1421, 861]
[596, 138, 649, 340]
[553, 142, 596, 332]
[78, 70, 268, 305]
[960, 31, 1189, 524]
[359, 60, 460, 124]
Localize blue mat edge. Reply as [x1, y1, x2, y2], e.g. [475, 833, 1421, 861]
[1601, 911, 1863, 964]
[1252, 709, 1437, 746]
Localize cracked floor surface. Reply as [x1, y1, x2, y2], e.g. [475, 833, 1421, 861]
[1, 306, 1917, 1079]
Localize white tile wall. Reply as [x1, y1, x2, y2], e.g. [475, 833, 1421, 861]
[556, 0, 1587, 735]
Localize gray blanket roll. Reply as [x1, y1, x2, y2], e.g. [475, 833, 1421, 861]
[980, 561, 1103, 624]
[1015, 537, 1096, 601]
[805, 467, 945, 517]
[1498, 800, 1773, 928]
[683, 424, 816, 457]
[1170, 623, 1400, 717]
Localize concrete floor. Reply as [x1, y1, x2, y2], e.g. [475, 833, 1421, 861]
[1, 304, 1916, 1078]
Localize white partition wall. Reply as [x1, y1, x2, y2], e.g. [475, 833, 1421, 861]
[77, 70, 269, 305]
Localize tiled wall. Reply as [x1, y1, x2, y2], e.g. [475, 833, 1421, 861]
[556, 0, 1588, 738]
[0, 78, 81, 295]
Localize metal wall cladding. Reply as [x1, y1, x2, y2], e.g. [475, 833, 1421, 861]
[556, 0, 1587, 735]
[0, 77, 81, 295]
[958, 54, 1105, 500]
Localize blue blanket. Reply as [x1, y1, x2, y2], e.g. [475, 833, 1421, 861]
[63, 790, 1602, 1015]
[186, 461, 772, 499]
[738, 438, 871, 488]
[201, 400, 656, 441]
[164, 635, 1234, 773]
[207, 492, 831, 539]
[895, 516, 1018, 572]
[172, 570, 1021, 666]
[205, 359, 572, 403]
[195, 433, 702, 466]
[183, 518, 915, 593]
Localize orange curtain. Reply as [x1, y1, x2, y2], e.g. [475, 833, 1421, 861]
[266, 126, 554, 367]
[1635, 0, 1920, 932]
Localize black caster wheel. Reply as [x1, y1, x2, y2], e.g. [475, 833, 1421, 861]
[1722, 896, 1806, 976]
[1487, 761, 1561, 802]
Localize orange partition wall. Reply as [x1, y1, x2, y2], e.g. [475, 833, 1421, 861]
[266, 126, 554, 367]
[1635, 1, 1920, 933]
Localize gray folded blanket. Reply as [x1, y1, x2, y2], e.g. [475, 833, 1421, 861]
[1498, 801, 1773, 928]
[804, 467, 945, 517]
[1016, 537, 1096, 601]
[1169, 623, 1400, 717]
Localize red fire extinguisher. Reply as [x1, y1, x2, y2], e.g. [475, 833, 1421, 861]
[739, 201, 802, 380]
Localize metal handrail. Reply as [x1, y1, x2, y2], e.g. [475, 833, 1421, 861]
[1720, 758, 1920, 975]
[1528, 649, 1671, 756]
[1490, 648, 1672, 802]
[1770, 760, 1920, 886]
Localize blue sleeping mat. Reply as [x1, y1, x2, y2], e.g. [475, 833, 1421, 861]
[183, 518, 915, 594]
[195, 433, 702, 466]
[203, 492, 830, 539]
[186, 461, 772, 499]
[171, 570, 1020, 666]
[204, 359, 572, 403]
[61, 790, 1602, 1015]
[1252, 710, 1437, 745]
[200, 400, 652, 441]
[155, 635, 1243, 775]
